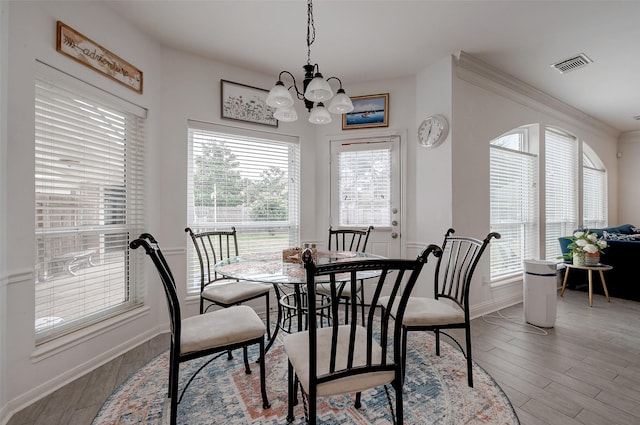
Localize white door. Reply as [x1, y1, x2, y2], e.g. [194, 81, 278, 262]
[330, 135, 402, 258]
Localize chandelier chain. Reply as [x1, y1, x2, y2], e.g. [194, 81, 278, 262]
[306, 0, 315, 66]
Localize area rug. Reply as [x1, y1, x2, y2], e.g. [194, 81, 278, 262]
[93, 334, 519, 424]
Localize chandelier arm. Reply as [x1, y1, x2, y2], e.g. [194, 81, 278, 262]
[278, 70, 305, 100]
[325, 76, 344, 90]
[306, 0, 315, 65]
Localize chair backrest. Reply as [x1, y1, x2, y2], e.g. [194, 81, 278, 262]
[185, 227, 240, 290]
[302, 244, 442, 382]
[130, 234, 182, 346]
[558, 236, 572, 263]
[434, 228, 500, 314]
[328, 225, 374, 252]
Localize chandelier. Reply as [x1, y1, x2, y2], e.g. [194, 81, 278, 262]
[265, 0, 354, 124]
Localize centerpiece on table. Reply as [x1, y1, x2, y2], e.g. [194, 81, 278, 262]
[567, 230, 607, 266]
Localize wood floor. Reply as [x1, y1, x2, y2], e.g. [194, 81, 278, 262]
[7, 289, 640, 425]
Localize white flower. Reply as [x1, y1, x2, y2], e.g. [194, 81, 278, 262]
[597, 240, 608, 249]
[576, 239, 588, 247]
[573, 231, 585, 238]
[587, 233, 598, 243]
[584, 244, 599, 253]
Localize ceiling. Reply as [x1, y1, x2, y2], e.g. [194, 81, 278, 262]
[104, 0, 640, 133]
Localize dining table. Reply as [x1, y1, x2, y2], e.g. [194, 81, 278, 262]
[214, 249, 384, 353]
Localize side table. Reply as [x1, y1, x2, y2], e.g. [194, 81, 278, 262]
[560, 263, 612, 307]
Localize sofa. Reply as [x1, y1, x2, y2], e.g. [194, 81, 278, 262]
[559, 224, 640, 302]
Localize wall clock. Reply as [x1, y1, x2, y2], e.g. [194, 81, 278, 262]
[418, 115, 449, 148]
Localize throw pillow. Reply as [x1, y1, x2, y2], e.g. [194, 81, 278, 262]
[632, 226, 640, 234]
[603, 230, 640, 241]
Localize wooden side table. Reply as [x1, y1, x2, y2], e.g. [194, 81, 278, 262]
[560, 263, 612, 307]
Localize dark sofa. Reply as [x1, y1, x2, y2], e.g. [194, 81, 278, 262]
[559, 224, 640, 302]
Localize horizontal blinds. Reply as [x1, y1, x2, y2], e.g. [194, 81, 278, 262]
[490, 145, 538, 279]
[35, 64, 146, 342]
[545, 129, 577, 260]
[583, 164, 607, 229]
[337, 147, 391, 227]
[186, 123, 300, 294]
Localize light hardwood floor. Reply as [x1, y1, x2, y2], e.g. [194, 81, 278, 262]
[7, 289, 640, 425]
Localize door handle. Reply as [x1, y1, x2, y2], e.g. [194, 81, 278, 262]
[391, 232, 398, 239]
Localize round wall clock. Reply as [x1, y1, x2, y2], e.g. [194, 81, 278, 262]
[418, 115, 449, 148]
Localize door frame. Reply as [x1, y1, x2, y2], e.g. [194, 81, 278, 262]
[325, 129, 407, 258]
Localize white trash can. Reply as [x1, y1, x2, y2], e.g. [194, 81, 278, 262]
[523, 260, 558, 328]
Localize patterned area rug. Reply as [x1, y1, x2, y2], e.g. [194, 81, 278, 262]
[93, 334, 519, 424]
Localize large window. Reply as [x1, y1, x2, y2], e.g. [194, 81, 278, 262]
[490, 129, 538, 280]
[186, 121, 300, 294]
[35, 63, 146, 342]
[489, 125, 607, 280]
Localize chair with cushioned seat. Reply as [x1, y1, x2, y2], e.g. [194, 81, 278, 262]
[385, 228, 500, 388]
[185, 227, 272, 326]
[285, 244, 441, 424]
[130, 233, 270, 425]
[316, 225, 373, 325]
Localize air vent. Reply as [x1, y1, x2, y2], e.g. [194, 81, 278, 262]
[551, 53, 593, 74]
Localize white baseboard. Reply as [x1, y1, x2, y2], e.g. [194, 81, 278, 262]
[2, 325, 167, 424]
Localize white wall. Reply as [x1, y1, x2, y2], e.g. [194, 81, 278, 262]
[3, 1, 165, 419]
[618, 131, 640, 224]
[1, 0, 9, 420]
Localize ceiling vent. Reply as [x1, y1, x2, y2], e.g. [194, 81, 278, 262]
[551, 53, 593, 74]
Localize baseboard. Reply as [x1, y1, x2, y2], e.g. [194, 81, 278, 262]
[3, 325, 167, 424]
[470, 282, 523, 319]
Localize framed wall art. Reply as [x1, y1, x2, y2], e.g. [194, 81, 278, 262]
[220, 80, 278, 127]
[56, 21, 143, 94]
[342, 93, 389, 130]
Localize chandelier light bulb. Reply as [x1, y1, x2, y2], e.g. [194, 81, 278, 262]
[273, 106, 298, 122]
[308, 103, 332, 124]
[304, 74, 333, 102]
[266, 81, 294, 108]
[327, 89, 354, 114]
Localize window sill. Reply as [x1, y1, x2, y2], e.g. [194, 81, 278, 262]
[31, 305, 150, 363]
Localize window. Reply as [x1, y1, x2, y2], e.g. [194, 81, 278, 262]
[34, 63, 146, 342]
[582, 147, 607, 230]
[490, 129, 538, 280]
[489, 124, 608, 280]
[187, 121, 300, 294]
[544, 128, 578, 261]
[336, 144, 392, 227]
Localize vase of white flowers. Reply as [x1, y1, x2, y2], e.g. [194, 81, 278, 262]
[568, 230, 607, 266]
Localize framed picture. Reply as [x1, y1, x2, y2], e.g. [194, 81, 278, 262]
[342, 93, 389, 130]
[56, 21, 143, 94]
[220, 80, 278, 127]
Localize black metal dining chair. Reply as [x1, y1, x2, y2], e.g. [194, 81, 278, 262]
[386, 228, 500, 387]
[130, 233, 270, 425]
[316, 225, 374, 325]
[284, 244, 442, 424]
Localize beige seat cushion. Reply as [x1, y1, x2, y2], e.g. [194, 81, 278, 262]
[379, 296, 464, 326]
[202, 279, 271, 304]
[283, 325, 395, 397]
[180, 305, 265, 355]
[316, 281, 361, 298]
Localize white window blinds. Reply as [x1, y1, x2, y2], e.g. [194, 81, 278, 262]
[186, 121, 300, 294]
[545, 128, 577, 260]
[34, 63, 146, 342]
[490, 137, 538, 280]
[583, 151, 607, 230]
[336, 146, 391, 227]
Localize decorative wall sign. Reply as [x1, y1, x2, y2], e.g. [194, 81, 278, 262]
[56, 21, 143, 93]
[220, 80, 278, 127]
[342, 93, 389, 130]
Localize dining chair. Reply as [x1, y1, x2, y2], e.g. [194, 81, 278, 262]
[130, 233, 270, 425]
[389, 228, 500, 388]
[316, 225, 374, 325]
[284, 244, 442, 424]
[185, 226, 272, 332]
